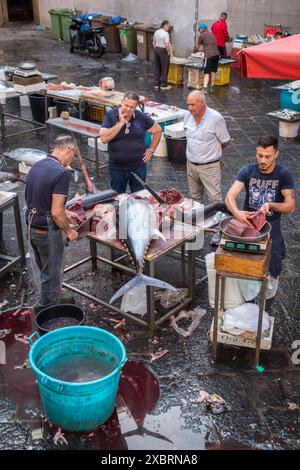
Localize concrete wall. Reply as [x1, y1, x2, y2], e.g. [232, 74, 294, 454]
[38, 0, 121, 28]
[37, 0, 300, 57]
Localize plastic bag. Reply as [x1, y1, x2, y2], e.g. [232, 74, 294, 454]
[223, 303, 270, 335]
[121, 285, 147, 316]
[266, 275, 279, 299]
[122, 53, 138, 62]
[238, 279, 261, 302]
[170, 306, 206, 337]
[160, 288, 188, 309]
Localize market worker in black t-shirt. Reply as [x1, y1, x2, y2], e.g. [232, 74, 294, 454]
[25, 135, 80, 310]
[225, 135, 296, 310]
[100, 91, 162, 194]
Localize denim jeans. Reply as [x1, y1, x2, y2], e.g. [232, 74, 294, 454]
[30, 222, 64, 307]
[109, 165, 147, 194]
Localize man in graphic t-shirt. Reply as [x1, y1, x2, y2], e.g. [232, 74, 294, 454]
[225, 135, 296, 310]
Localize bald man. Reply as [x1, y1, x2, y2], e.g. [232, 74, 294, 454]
[184, 91, 230, 243]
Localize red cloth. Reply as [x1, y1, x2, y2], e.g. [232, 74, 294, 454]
[241, 34, 300, 79]
[211, 19, 229, 47]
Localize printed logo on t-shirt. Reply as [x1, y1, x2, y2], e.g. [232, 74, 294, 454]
[248, 177, 279, 210]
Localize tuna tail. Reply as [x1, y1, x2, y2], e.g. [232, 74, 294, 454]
[109, 273, 176, 304]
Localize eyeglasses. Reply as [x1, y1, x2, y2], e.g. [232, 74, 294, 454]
[125, 122, 131, 135]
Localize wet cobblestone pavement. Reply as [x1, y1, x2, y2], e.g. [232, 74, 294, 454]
[0, 23, 300, 450]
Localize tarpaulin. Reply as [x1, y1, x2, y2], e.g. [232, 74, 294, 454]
[241, 34, 300, 79]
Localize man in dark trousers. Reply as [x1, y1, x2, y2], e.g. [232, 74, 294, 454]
[211, 12, 231, 58]
[225, 135, 296, 310]
[153, 20, 172, 90]
[100, 91, 162, 194]
[195, 24, 220, 93]
[25, 135, 79, 310]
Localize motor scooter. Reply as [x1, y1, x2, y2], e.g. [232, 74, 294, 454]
[69, 15, 107, 58]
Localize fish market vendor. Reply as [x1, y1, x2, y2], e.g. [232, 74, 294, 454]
[99, 91, 162, 194]
[25, 135, 82, 311]
[225, 135, 296, 311]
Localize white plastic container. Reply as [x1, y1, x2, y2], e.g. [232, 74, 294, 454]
[164, 121, 185, 139]
[205, 252, 244, 309]
[87, 137, 108, 152]
[19, 95, 30, 106]
[279, 120, 299, 138]
[154, 134, 167, 157]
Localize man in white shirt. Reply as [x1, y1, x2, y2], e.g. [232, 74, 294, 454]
[153, 20, 172, 90]
[184, 90, 230, 243]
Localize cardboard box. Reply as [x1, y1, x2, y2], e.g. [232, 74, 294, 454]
[209, 315, 274, 350]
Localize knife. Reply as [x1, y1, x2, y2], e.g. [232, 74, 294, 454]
[65, 210, 95, 246]
[130, 172, 166, 205]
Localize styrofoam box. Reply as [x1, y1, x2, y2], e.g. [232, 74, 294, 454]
[88, 137, 108, 152]
[14, 82, 46, 94]
[164, 121, 185, 139]
[209, 315, 274, 350]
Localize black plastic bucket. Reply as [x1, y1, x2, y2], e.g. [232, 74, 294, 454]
[54, 99, 79, 118]
[29, 94, 54, 123]
[165, 135, 187, 164]
[34, 304, 85, 335]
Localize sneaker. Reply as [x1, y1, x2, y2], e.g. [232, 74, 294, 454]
[154, 86, 160, 90]
[160, 85, 172, 90]
[210, 230, 221, 246]
[208, 86, 214, 94]
[202, 87, 208, 95]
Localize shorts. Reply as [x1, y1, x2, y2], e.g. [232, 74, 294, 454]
[204, 55, 219, 74]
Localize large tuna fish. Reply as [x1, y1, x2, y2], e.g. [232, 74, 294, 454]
[3, 148, 48, 165]
[109, 195, 176, 304]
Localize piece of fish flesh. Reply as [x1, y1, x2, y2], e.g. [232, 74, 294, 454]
[0, 170, 25, 183]
[110, 195, 176, 304]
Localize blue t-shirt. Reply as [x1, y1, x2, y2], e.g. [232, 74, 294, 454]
[102, 108, 154, 170]
[25, 155, 70, 227]
[236, 163, 295, 222]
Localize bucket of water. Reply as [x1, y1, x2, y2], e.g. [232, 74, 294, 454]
[28, 326, 127, 431]
[34, 304, 85, 335]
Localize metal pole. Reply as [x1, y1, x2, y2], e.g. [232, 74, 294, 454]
[255, 277, 268, 366]
[212, 273, 220, 361]
[13, 196, 25, 267]
[145, 260, 156, 337]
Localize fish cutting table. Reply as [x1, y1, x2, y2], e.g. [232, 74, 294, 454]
[62, 221, 201, 336]
[45, 116, 106, 176]
[0, 191, 25, 278]
[0, 90, 45, 151]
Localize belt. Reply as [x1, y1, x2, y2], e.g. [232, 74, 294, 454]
[189, 159, 220, 166]
[26, 222, 59, 231]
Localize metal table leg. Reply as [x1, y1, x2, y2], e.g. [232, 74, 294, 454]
[13, 196, 25, 267]
[255, 277, 268, 366]
[212, 272, 220, 361]
[46, 123, 50, 153]
[94, 136, 99, 177]
[181, 244, 186, 283]
[187, 247, 195, 299]
[90, 238, 97, 269]
[0, 102, 6, 150]
[145, 260, 156, 337]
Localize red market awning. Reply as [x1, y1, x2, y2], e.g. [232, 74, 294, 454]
[241, 34, 300, 79]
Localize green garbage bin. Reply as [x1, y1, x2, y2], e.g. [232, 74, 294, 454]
[60, 9, 82, 42]
[49, 9, 63, 40]
[117, 24, 137, 55]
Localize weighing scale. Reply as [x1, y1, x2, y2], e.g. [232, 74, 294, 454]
[219, 235, 268, 254]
